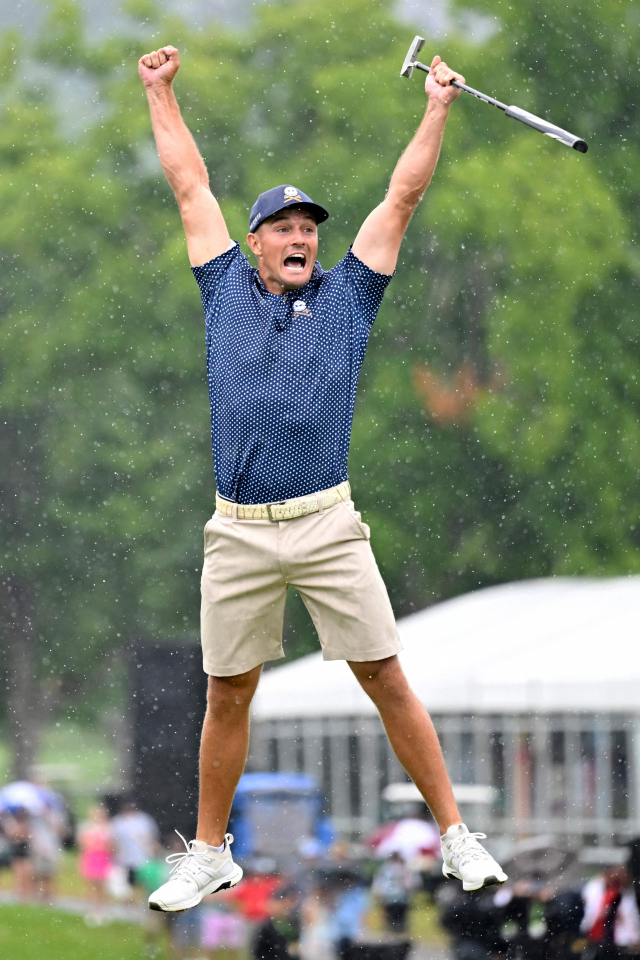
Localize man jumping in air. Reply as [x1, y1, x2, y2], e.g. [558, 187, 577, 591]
[138, 44, 507, 913]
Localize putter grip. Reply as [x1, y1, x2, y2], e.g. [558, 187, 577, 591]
[504, 105, 588, 153]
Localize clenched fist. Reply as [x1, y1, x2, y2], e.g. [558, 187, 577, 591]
[425, 56, 465, 105]
[138, 46, 180, 87]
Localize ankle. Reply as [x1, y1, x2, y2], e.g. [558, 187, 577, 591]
[440, 820, 464, 836]
[196, 833, 225, 848]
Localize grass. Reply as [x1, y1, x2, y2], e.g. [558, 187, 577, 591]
[367, 892, 447, 946]
[0, 722, 120, 819]
[410, 892, 448, 944]
[0, 851, 95, 898]
[0, 901, 445, 960]
[0, 895, 445, 960]
[0, 905, 164, 960]
[0, 722, 115, 782]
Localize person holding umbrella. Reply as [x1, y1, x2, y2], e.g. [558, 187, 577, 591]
[372, 853, 418, 935]
[0, 781, 55, 901]
[2, 806, 34, 900]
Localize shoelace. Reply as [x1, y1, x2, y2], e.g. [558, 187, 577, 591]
[166, 830, 234, 878]
[447, 831, 489, 866]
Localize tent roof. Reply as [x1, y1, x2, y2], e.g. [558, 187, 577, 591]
[252, 577, 640, 719]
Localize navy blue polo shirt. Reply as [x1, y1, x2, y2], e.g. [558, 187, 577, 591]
[192, 242, 393, 504]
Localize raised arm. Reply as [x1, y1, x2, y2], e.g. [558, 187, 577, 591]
[352, 57, 464, 275]
[138, 46, 230, 266]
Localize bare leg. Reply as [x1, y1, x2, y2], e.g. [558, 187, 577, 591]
[196, 665, 263, 846]
[349, 655, 461, 834]
[13, 857, 34, 900]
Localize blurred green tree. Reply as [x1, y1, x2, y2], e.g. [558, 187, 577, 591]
[0, 0, 637, 774]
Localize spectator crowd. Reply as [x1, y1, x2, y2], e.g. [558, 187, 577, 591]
[0, 780, 419, 957]
[0, 779, 70, 901]
[3, 780, 640, 960]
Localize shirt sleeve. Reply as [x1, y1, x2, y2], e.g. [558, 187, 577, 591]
[341, 246, 394, 328]
[191, 241, 241, 308]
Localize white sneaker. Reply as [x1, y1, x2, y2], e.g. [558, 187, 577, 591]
[441, 823, 507, 892]
[149, 832, 243, 913]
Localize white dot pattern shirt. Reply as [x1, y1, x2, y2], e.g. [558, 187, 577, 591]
[192, 243, 393, 505]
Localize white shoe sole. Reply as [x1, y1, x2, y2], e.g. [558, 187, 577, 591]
[148, 863, 243, 913]
[442, 863, 508, 892]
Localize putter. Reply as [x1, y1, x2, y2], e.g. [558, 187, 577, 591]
[401, 36, 588, 153]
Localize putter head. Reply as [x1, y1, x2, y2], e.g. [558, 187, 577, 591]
[400, 35, 425, 78]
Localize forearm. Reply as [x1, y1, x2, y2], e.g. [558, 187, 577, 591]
[145, 82, 208, 203]
[352, 58, 461, 274]
[387, 99, 450, 211]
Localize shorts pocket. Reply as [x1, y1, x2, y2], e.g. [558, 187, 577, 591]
[204, 519, 214, 551]
[340, 501, 371, 540]
[205, 512, 236, 551]
[204, 516, 224, 550]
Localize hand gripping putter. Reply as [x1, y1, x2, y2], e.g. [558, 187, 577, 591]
[401, 36, 588, 153]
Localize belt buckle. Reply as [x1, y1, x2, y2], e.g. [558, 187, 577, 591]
[267, 502, 284, 522]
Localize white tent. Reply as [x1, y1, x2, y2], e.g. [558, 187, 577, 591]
[252, 577, 640, 719]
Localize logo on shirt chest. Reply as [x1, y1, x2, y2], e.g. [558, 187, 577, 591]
[292, 299, 313, 318]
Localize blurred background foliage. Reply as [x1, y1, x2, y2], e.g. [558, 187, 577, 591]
[1, 0, 638, 773]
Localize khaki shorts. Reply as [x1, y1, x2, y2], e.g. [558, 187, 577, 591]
[200, 495, 401, 676]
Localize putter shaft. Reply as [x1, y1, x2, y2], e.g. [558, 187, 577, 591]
[413, 61, 507, 112]
[403, 40, 588, 153]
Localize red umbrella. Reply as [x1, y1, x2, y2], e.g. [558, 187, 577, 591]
[367, 819, 441, 861]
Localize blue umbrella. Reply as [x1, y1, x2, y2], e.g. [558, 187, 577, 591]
[0, 781, 47, 815]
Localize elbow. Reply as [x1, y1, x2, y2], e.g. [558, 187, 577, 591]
[173, 176, 209, 210]
[162, 163, 209, 207]
[385, 189, 421, 219]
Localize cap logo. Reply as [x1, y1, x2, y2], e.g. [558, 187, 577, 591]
[283, 186, 302, 202]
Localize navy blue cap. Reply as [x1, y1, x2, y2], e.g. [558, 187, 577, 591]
[249, 184, 329, 233]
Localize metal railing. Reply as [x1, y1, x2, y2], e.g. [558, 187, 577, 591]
[248, 711, 640, 845]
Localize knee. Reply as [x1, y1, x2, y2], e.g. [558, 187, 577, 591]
[350, 656, 410, 703]
[206, 667, 260, 718]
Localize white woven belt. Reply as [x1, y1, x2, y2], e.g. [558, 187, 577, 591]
[216, 480, 351, 522]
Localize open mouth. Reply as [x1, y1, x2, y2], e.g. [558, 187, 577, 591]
[283, 252, 306, 272]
